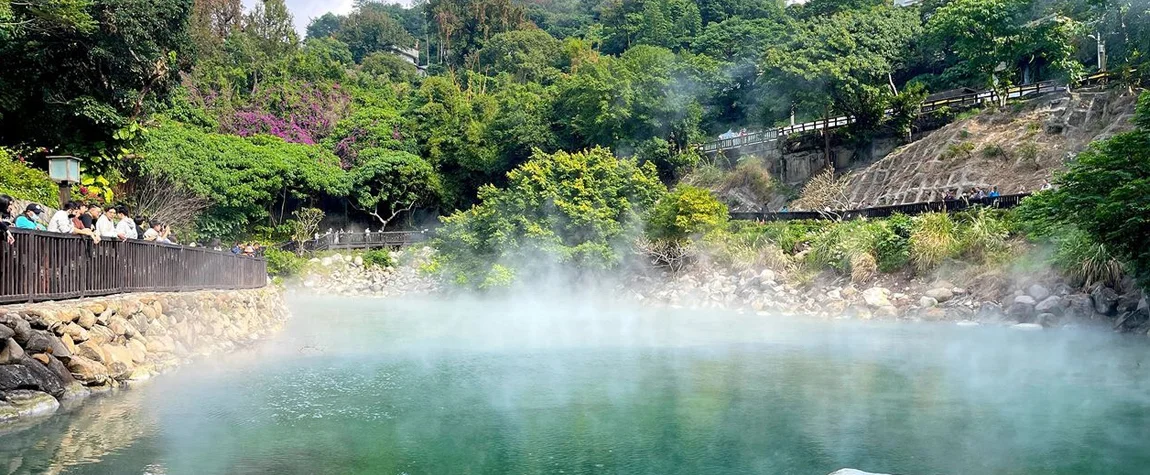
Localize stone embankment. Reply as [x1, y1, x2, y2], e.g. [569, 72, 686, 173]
[624, 266, 1150, 334]
[0, 287, 288, 424]
[299, 248, 438, 297]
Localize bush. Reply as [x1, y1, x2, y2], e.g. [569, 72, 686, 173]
[910, 212, 962, 272]
[265, 248, 305, 278]
[435, 147, 666, 287]
[956, 207, 1011, 263]
[646, 185, 728, 241]
[362, 249, 394, 268]
[0, 149, 58, 205]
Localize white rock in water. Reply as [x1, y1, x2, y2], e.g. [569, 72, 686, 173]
[828, 469, 892, 475]
[1011, 323, 1043, 331]
[956, 320, 980, 326]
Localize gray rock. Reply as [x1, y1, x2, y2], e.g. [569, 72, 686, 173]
[1027, 284, 1052, 301]
[0, 325, 13, 341]
[1007, 301, 1036, 322]
[1034, 296, 1065, 315]
[0, 314, 32, 343]
[925, 288, 954, 302]
[1064, 293, 1095, 318]
[1014, 295, 1037, 306]
[975, 302, 1005, 321]
[1036, 312, 1060, 327]
[0, 338, 24, 365]
[1117, 293, 1141, 314]
[919, 296, 939, 308]
[1091, 286, 1120, 315]
[0, 358, 65, 397]
[862, 287, 891, 308]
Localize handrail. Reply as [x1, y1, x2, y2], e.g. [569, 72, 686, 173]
[730, 193, 1031, 222]
[280, 230, 427, 252]
[699, 80, 1064, 153]
[0, 229, 267, 304]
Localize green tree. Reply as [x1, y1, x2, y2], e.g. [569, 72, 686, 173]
[476, 29, 562, 83]
[427, 0, 527, 66]
[360, 50, 420, 82]
[0, 0, 192, 165]
[337, 3, 416, 62]
[348, 149, 442, 229]
[435, 147, 666, 286]
[306, 12, 342, 39]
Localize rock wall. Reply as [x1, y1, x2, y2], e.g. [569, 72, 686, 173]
[0, 287, 289, 424]
[298, 247, 439, 297]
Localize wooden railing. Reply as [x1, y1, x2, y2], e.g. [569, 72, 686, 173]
[730, 193, 1031, 222]
[281, 230, 427, 253]
[699, 81, 1062, 153]
[0, 229, 267, 304]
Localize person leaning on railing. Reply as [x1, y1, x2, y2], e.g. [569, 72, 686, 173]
[13, 203, 47, 230]
[47, 201, 101, 243]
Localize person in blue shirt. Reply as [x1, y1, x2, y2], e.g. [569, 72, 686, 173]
[13, 203, 46, 230]
[987, 186, 1000, 198]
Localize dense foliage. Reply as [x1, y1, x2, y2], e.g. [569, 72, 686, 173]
[1019, 91, 1150, 287]
[2, 0, 1146, 273]
[646, 185, 728, 240]
[435, 147, 664, 287]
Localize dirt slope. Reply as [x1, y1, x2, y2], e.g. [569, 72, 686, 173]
[845, 88, 1140, 206]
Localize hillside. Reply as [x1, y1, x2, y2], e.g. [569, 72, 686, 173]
[844, 88, 1140, 207]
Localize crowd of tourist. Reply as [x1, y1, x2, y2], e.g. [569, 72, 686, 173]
[941, 185, 1002, 201]
[0, 195, 246, 255]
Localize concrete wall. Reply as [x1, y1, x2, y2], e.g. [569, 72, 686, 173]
[0, 288, 288, 424]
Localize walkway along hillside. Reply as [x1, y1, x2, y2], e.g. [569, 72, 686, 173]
[698, 81, 1066, 155]
[729, 194, 1030, 221]
[0, 230, 266, 304]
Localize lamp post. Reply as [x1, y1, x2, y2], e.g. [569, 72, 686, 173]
[47, 155, 81, 209]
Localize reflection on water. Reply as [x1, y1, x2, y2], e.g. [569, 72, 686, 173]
[2, 295, 1149, 474]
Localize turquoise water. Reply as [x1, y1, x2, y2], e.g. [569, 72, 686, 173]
[2, 295, 1149, 474]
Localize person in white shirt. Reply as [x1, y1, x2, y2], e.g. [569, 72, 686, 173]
[95, 207, 125, 240]
[143, 221, 171, 243]
[115, 206, 138, 239]
[47, 201, 101, 243]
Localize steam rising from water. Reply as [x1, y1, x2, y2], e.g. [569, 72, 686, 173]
[3, 293, 1149, 474]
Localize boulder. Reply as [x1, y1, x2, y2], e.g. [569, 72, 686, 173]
[31, 353, 50, 365]
[108, 316, 130, 336]
[921, 307, 948, 321]
[126, 339, 148, 364]
[1036, 313, 1060, 327]
[924, 288, 954, 302]
[61, 322, 89, 342]
[1091, 286, 1120, 315]
[21, 330, 55, 354]
[101, 345, 136, 379]
[0, 358, 65, 397]
[875, 306, 899, 318]
[1014, 295, 1037, 306]
[77, 309, 98, 329]
[919, 296, 939, 308]
[1026, 284, 1051, 301]
[21, 308, 62, 329]
[1035, 296, 1065, 315]
[76, 340, 107, 364]
[1064, 294, 1095, 318]
[0, 325, 13, 341]
[97, 308, 115, 325]
[862, 287, 891, 308]
[66, 355, 109, 384]
[0, 338, 25, 364]
[0, 390, 59, 422]
[1117, 293, 1141, 314]
[41, 354, 75, 386]
[1006, 301, 1036, 323]
[60, 333, 77, 355]
[0, 314, 32, 343]
[975, 302, 1005, 321]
